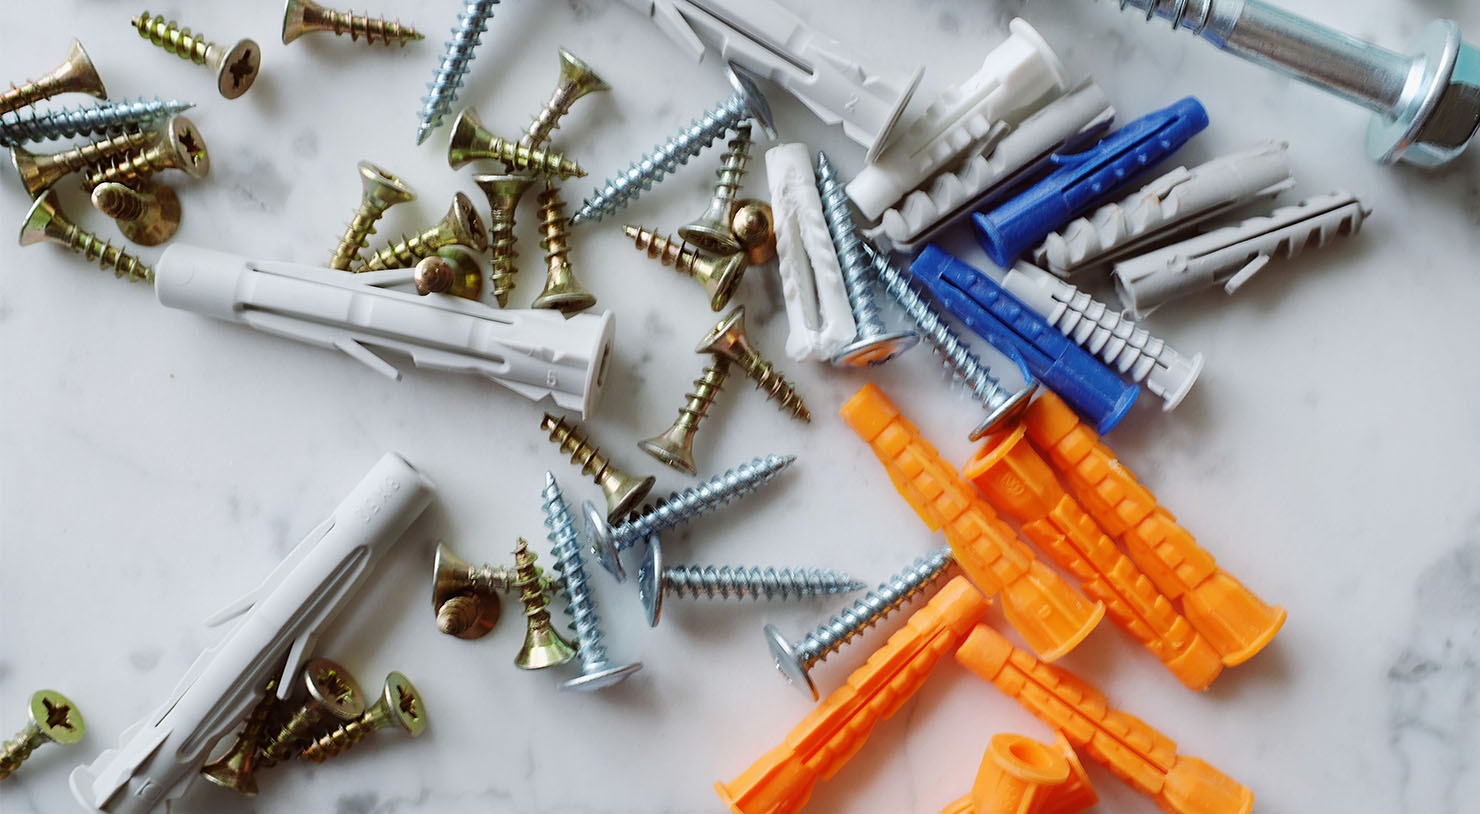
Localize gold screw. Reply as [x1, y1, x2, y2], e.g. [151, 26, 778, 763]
[329, 161, 416, 271]
[447, 107, 587, 177]
[531, 184, 597, 314]
[282, 0, 424, 47]
[0, 39, 107, 117]
[413, 245, 484, 300]
[622, 226, 748, 312]
[255, 658, 365, 769]
[731, 199, 777, 266]
[511, 538, 578, 670]
[200, 680, 278, 796]
[678, 124, 754, 254]
[697, 306, 811, 423]
[91, 179, 182, 246]
[359, 192, 488, 272]
[539, 412, 656, 521]
[638, 359, 730, 476]
[0, 690, 85, 781]
[132, 12, 260, 100]
[299, 673, 426, 762]
[20, 190, 154, 283]
[432, 541, 506, 640]
[434, 594, 500, 639]
[472, 173, 534, 307]
[82, 115, 210, 190]
[10, 128, 158, 198]
[518, 48, 610, 150]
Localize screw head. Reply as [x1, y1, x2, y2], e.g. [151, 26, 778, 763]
[28, 690, 85, 744]
[582, 499, 625, 582]
[679, 205, 743, 256]
[166, 117, 211, 178]
[695, 306, 748, 358]
[601, 469, 656, 525]
[59, 39, 108, 100]
[831, 329, 920, 368]
[763, 624, 818, 701]
[696, 252, 749, 312]
[636, 535, 664, 628]
[1368, 19, 1480, 166]
[216, 39, 261, 99]
[281, 0, 315, 44]
[726, 65, 776, 140]
[358, 161, 416, 208]
[555, 47, 611, 100]
[18, 189, 63, 246]
[967, 382, 1039, 442]
[560, 661, 643, 693]
[301, 658, 365, 720]
[446, 192, 489, 253]
[637, 422, 698, 476]
[447, 107, 490, 170]
[471, 173, 535, 212]
[379, 672, 427, 737]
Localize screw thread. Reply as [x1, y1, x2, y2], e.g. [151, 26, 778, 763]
[0, 98, 191, 146]
[57, 222, 155, 283]
[662, 565, 865, 601]
[133, 14, 214, 65]
[487, 203, 519, 306]
[624, 226, 713, 281]
[713, 126, 753, 209]
[416, 0, 500, 144]
[542, 474, 610, 669]
[41, 128, 158, 180]
[299, 718, 376, 762]
[521, 84, 581, 150]
[331, 197, 395, 271]
[540, 413, 619, 489]
[0, 725, 43, 780]
[613, 454, 795, 550]
[0, 81, 51, 116]
[361, 225, 451, 272]
[674, 361, 728, 434]
[734, 353, 811, 422]
[794, 547, 954, 668]
[1115, 0, 1218, 32]
[435, 595, 483, 634]
[572, 93, 748, 224]
[84, 143, 177, 189]
[311, 6, 423, 46]
[537, 185, 575, 272]
[464, 133, 586, 179]
[816, 153, 887, 336]
[257, 707, 332, 768]
[92, 183, 148, 221]
[512, 538, 557, 621]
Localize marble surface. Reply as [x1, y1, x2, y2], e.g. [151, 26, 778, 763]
[2, 1, 1479, 812]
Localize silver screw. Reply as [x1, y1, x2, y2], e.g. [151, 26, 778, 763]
[764, 547, 954, 700]
[637, 535, 865, 628]
[1109, 1, 1480, 167]
[0, 98, 193, 147]
[570, 67, 776, 226]
[815, 152, 920, 368]
[542, 472, 642, 692]
[582, 453, 796, 581]
[863, 243, 1036, 440]
[415, 0, 501, 146]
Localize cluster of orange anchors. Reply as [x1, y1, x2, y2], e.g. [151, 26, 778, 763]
[716, 382, 1285, 814]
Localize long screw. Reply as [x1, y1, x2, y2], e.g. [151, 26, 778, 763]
[530, 185, 597, 314]
[637, 358, 730, 476]
[637, 535, 866, 627]
[862, 243, 1036, 440]
[1108, 1, 1479, 166]
[542, 473, 643, 692]
[329, 161, 416, 271]
[20, 190, 154, 283]
[10, 128, 158, 198]
[0, 39, 106, 117]
[0, 690, 85, 781]
[519, 48, 610, 150]
[510, 537, 577, 670]
[472, 173, 533, 307]
[200, 680, 277, 796]
[0, 97, 192, 147]
[816, 152, 920, 368]
[282, 0, 424, 47]
[697, 306, 811, 423]
[764, 547, 954, 699]
[92, 179, 182, 246]
[539, 413, 654, 521]
[570, 68, 775, 226]
[679, 124, 755, 254]
[132, 13, 260, 100]
[82, 115, 210, 190]
[447, 107, 587, 176]
[359, 192, 487, 272]
[299, 673, 426, 762]
[415, 0, 501, 145]
[622, 227, 748, 312]
[582, 453, 797, 580]
[255, 658, 365, 769]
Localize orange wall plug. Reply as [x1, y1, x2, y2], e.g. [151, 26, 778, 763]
[716, 576, 990, 814]
[1021, 391, 1285, 666]
[938, 732, 1098, 814]
[841, 382, 1104, 662]
[964, 425, 1224, 690]
[956, 623, 1254, 814]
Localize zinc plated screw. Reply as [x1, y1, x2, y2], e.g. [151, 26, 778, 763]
[92, 180, 181, 246]
[415, 0, 501, 145]
[570, 67, 776, 226]
[539, 412, 655, 522]
[583, 453, 797, 580]
[329, 161, 416, 271]
[10, 128, 158, 198]
[730, 199, 777, 266]
[472, 173, 533, 307]
[679, 124, 755, 254]
[447, 107, 587, 177]
[862, 243, 1036, 440]
[255, 658, 365, 768]
[200, 680, 277, 796]
[299, 672, 426, 762]
[82, 115, 210, 190]
[638, 358, 729, 476]
[816, 152, 920, 368]
[0, 39, 107, 117]
[282, 0, 424, 47]
[519, 48, 610, 151]
[1108, 1, 1480, 167]
[0, 690, 85, 781]
[637, 535, 866, 628]
[132, 12, 260, 100]
[765, 547, 955, 700]
[510, 537, 578, 670]
[542, 472, 643, 692]
[413, 245, 484, 300]
[20, 190, 154, 283]
[531, 184, 597, 313]
[622, 227, 749, 312]
[0, 97, 192, 147]
[359, 192, 488, 272]
[698, 306, 811, 423]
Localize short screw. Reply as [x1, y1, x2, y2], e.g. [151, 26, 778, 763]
[19, 190, 154, 283]
[299, 672, 427, 762]
[637, 358, 730, 476]
[0, 690, 85, 781]
[82, 115, 211, 190]
[730, 199, 776, 266]
[510, 537, 578, 671]
[637, 535, 865, 628]
[415, 0, 501, 145]
[282, 0, 424, 47]
[431, 541, 507, 640]
[0, 39, 106, 117]
[862, 243, 1036, 440]
[679, 124, 755, 254]
[539, 412, 655, 522]
[359, 192, 488, 272]
[200, 680, 278, 796]
[697, 306, 811, 423]
[413, 245, 484, 300]
[530, 184, 597, 314]
[816, 152, 919, 368]
[0, 97, 191, 148]
[472, 173, 534, 307]
[329, 161, 416, 271]
[447, 107, 587, 177]
[571, 67, 776, 226]
[435, 594, 501, 640]
[91, 179, 182, 247]
[10, 128, 158, 198]
[132, 12, 261, 100]
[256, 658, 365, 768]
[583, 453, 797, 580]
[519, 48, 610, 150]
[622, 226, 749, 312]
[542, 472, 643, 692]
[765, 547, 954, 700]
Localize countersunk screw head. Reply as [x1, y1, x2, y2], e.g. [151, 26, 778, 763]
[165, 116, 211, 178]
[727, 66, 776, 140]
[18, 189, 62, 245]
[216, 40, 261, 100]
[358, 160, 416, 207]
[448, 192, 489, 252]
[695, 306, 750, 357]
[29, 690, 86, 745]
[302, 658, 365, 721]
[374, 672, 427, 737]
[763, 624, 817, 699]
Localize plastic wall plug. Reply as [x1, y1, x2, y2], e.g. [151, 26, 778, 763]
[948, 733, 1097, 814]
[766, 143, 858, 361]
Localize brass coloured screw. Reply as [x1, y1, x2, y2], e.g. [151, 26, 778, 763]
[255, 658, 365, 769]
[132, 12, 260, 99]
[91, 179, 181, 246]
[435, 594, 500, 640]
[359, 192, 488, 272]
[511, 538, 577, 670]
[200, 680, 279, 796]
[518, 48, 610, 150]
[413, 245, 484, 300]
[329, 161, 416, 271]
[0, 690, 85, 781]
[447, 107, 587, 177]
[299, 672, 426, 762]
[539, 412, 655, 522]
[10, 128, 157, 198]
[282, 0, 424, 47]
[697, 306, 811, 423]
[679, 124, 754, 254]
[623, 227, 748, 312]
[82, 115, 210, 190]
[0, 39, 107, 117]
[472, 173, 533, 307]
[531, 184, 596, 314]
[638, 358, 729, 476]
[432, 541, 506, 640]
[731, 199, 777, 266]
[20, 190, 154, 283]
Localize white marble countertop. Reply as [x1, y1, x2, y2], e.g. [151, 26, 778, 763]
[3, 1, 1479, 812]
